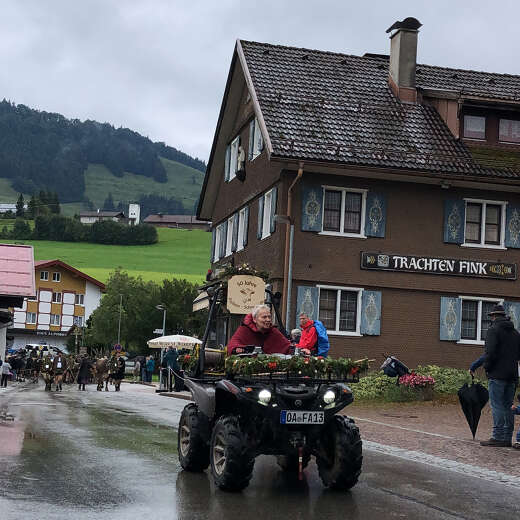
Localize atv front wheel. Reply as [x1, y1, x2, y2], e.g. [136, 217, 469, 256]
[316, 415, 362, 490]
[210, 415, 254, 491]
[178, 403, 210, 471]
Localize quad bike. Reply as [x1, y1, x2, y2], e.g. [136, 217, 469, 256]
[177, 282, 363, 492]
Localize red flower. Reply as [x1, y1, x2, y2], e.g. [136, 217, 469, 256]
[268, 362, 277, 370]
[184, 355, 191, 360]
[350, 366, 359, 375]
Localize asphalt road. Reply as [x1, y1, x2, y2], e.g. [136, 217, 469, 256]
[0, 382, 518, 520]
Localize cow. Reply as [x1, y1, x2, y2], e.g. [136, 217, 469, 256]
[93, 357, 111, 391]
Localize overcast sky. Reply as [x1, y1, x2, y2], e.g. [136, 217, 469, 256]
[1, 1, 519, 162]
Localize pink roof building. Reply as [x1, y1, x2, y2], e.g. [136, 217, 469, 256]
[0, 244, 36, 305]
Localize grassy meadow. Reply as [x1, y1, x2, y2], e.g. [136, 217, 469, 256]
[1, 227, 211, 284]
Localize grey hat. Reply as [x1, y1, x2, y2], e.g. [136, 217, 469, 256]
[488, 304, 506, 316]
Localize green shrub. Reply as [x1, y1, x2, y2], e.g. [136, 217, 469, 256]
[414, 365, 486, 393]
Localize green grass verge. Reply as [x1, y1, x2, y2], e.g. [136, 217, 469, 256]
[1, 227, 210, 283]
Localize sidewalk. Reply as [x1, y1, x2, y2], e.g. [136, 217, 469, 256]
[347, 399, 520, 478]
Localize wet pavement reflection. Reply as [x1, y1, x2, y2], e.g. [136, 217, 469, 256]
[1, 383, 518, 519]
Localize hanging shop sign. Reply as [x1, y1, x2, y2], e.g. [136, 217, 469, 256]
[227, 275, 266, 314]
[361, 252, 516, 280]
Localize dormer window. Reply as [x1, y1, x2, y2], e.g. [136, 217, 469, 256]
[499, 119, 520, 144]
[463, 115, 486, 140]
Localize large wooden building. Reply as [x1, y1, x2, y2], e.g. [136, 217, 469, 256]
[197, 18, 520, 368]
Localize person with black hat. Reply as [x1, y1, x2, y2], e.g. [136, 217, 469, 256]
[469, 304, 520, 447]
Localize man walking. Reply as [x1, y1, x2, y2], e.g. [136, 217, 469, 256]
[470, 304, 520, 447]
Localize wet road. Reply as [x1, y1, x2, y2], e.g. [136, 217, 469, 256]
[0, 382, 519, 519]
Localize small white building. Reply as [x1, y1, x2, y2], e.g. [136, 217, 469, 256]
[79, 210, 126, 224]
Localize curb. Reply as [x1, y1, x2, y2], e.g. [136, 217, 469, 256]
[159, 391, 192, 401]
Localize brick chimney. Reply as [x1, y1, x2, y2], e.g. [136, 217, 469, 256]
[386, 17, 422, 103]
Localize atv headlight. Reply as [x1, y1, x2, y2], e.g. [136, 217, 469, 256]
[323, 390, 336, 404]
[258, 389, 272, 404]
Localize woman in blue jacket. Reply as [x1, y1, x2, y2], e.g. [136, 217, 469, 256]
[146, 356, 155, 383]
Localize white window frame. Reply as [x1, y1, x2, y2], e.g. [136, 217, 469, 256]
[236, 207, 247, 251]
[317, 285, 363, 336]
[250, 118, 264, 161]
[26, 312, 37, 324]
[213, 225, 222, 262]
[50, 314, 61, 326]
[463, 115, 486, 141]
[40, 271, 49, 281]
[52, 272, 61, 282]
[319, 186, 367, 238]
[228, 136, 240, 182]
[52, 292, 62, 304]
[499, 118, 520, 144]
[261, 189, 273, 240]
[457, 295, 502, 345]
[462, 198, 507, 250]
[75, 294, 85, 306]
[225, 216, 234, 257]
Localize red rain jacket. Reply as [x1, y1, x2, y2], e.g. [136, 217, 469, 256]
[298, 319, 318, 352]
[227, 314, 291, 355]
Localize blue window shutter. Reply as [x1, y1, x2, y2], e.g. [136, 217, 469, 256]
[365, 193, 386, 238]
[270, 186, 278, 233]
[243, 206, 249, 246]
[440, 296, 461, 341]
[505, 205, 520, 249]
[210, 228, 216, 262]
[231, 213, 239, 252]
[257, 195, 264, 239]
[504, 301, 520, 330]
[301, 183, 323, 231]
[224, 145, 231, 182]
[295, 286, 319, 328]
[248, 120, 255, 160]
[443, 200, 465, 244]
[360, 290, 381, 335]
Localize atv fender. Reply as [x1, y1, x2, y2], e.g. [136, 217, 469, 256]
[185, 379, 216, 419]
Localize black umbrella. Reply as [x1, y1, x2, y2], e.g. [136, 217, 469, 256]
[457, 377, 489, 439]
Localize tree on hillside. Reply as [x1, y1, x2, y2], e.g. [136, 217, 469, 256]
[103, 192, 115, 211]
[49, 192, 61, 214]
[16, 194, 25, 218]
[27, 194, 37, 219]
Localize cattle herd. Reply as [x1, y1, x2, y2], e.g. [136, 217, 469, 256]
[4, 349, 126, 392]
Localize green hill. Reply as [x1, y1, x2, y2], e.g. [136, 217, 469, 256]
[2, 228, 210, 284]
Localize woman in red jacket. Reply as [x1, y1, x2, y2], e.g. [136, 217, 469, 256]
[297, 313, 316, 356]
[227, 304, 291, 355]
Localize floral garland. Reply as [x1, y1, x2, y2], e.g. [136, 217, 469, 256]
[224, 355, 370, 379]
[219, 262, 270, 282]
[398, 372, 435, 388]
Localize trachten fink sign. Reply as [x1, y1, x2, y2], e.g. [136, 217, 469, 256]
[361, 252, 516, 280]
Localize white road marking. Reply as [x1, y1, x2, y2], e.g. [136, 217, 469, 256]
[364, 440, 520, 489]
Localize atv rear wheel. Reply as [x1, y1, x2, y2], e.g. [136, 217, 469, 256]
[316, 416, 362, 490]
[178, 403, 210, 471]
[210, 415, 254, 491]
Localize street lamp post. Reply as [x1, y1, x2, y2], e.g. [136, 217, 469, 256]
[117, 294, 123, 346]
[156, 304, 167, 391]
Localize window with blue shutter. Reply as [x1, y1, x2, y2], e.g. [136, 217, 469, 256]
[364, 193, 386, 238]
[248, 120, 255, 160]
[224, 145, 231, 182]
[231, 213, 239, 252]
[295, 286, 319, 328]
[443, 200, 465, 244]
[301, 183, 323, 232]
[219, 222, 227, 259]
[360, 290, 382, 335]
[243, 206, 249, 247]
[257, 196, 264, 239]
[440, 296, 462, 341]
[270, 186, 278, 233]
[504, 301, 520, 330]
[505, 205, 520, 249]
[210, 228, 216, 262]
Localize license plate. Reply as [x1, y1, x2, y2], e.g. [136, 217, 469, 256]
[280, 411, 324, 424]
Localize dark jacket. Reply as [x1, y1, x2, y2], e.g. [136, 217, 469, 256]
[163, 349, 179, 371]
[227, 314, 291, 355]
[113, 357, 125, 380]
[78, 358, 92, 380]
[483, 316, 520, 382]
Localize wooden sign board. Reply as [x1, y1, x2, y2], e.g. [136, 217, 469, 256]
[227, 275, 266, 314]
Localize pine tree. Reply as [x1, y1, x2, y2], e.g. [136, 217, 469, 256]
[28, 194, 37, 219]
[103, 192, 115, 211]
[16, 193, 25, 217]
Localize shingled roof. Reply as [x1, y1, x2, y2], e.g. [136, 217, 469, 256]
[239, 40, 520, 180]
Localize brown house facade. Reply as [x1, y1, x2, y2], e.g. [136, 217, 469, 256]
[143, 214, 211, 231]
[198, 17, 520, 369]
